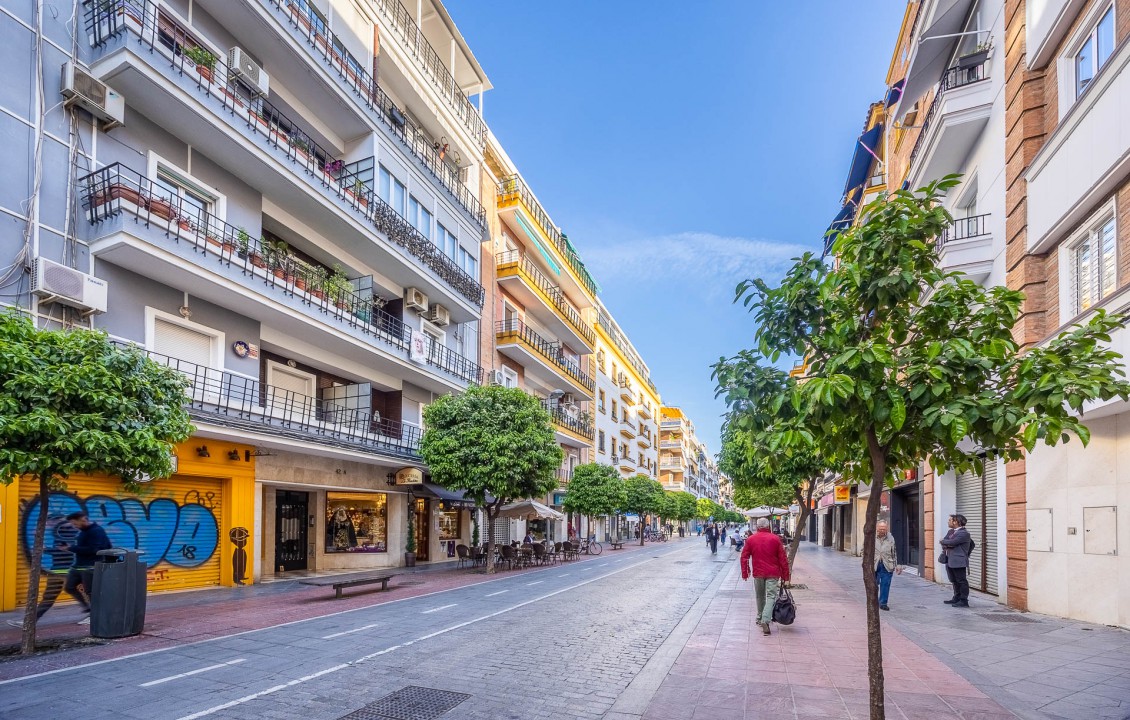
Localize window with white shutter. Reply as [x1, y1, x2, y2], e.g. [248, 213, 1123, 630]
[1070, 215, 1117, 315]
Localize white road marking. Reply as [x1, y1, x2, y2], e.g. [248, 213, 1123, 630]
[421, 603, 457, 614]
[485, 590, 507, 597]
[557, 573, 570, 578]
[139, 658, 246, 687]
[598, 563, 608, 567]
[525, 580, 543, 586]
[320, 623, 381, 639]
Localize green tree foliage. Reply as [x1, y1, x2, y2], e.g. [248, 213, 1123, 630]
[563, 463, 626, 540]
[674, 491, 698, 528]
[0, 312, 194, 653]
[694, 497, 715, 521]
[420, 384, 563, 573]
[713, 178, 1130, 720]
[657, 491, 680, 529]
[622, 475, 664, 545]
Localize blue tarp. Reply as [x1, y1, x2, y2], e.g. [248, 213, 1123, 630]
[843, 124, 883, 198]
[885, 79, 905, 107]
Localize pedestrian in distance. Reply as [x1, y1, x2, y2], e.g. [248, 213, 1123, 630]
[720, 525, 727, 544]
[61, 511, 112, 622]
[874, 520, 901, 611]
[707, 523, 719, 554]
[741, 518, 791, 635]
[940, 513, 974, 608]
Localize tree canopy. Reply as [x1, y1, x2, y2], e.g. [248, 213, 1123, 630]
[0, 311, 194, 652]
[622, 475, 664, 545]
[712, 177, 1130, 719]
[563, 463, 625, 524]
[420, 384, 563, 573]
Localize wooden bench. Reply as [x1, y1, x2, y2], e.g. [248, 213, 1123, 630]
[299, 572, 397, 599]
[609, 541, 625, 550]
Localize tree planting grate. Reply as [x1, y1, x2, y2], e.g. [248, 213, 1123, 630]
[338, 686, 471, 720]
[977, 612, 1039, 623]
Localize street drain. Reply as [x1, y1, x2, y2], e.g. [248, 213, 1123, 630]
[978, 612, 1039, 623]
[338, 686, 471, 720]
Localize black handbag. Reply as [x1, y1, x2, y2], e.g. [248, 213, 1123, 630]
[772, 585, 796, 625]
[938, 551, 948, 564]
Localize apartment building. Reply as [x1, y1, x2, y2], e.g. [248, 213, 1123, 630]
[1, 0, 492, 607]
[481, 136, 597, 542]
[658, 407, 722, 504]
[1005, 0, 1130, 625]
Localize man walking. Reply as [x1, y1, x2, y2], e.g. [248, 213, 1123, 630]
[940, 513, 973, 608]
[741, 517, 791, 635]
[62, 511, 112, 619]
[875, 521, 901, 611]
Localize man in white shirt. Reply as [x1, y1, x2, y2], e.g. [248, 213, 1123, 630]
[875, 521, 901, 611]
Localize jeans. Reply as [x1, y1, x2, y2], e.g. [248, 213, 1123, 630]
[64, 568, 93, 610]
[946, 565, 969, 602]
[754, 577, 781, 624]
[875, 564, 893, 605]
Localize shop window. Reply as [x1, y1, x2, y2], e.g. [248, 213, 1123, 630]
[325, 492, 387, 552]
[438, 508, 461, 540]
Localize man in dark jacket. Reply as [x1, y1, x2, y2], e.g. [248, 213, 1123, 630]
[940, 513, 974, 608]
[62, 511, 112, 615]
[741, 518, 791, 635]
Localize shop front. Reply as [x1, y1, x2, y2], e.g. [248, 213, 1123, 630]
[0, 438, 256, 612]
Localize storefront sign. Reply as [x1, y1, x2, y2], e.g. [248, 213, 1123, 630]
[818, 492, 834, 509]
[834, 485, 852, 505]
[409, 330, 428, 363]
[395, 467, 423, 485]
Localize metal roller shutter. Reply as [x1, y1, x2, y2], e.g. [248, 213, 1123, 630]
[984, 459, 999, 595]
[17, 475, 224, 604]
[955, 469, 985, 593]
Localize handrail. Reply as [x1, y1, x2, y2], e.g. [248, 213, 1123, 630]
[496, 250, 596, 345]
[496, 175, 599, 298]
[494, 319, 595, 391]
[120, 343, 424, 458]
[539, 399, 595, 440]
[80, 162, 482, 385]
[909, 58, 989, 169]
[597, 311, 656, 392]
[938, 213, 991, 249]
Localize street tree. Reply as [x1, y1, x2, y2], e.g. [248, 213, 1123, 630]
[622, 475, 664, 545]
[713, 177, 1130, 720]
[674, 491, 698, 534]
[420, 384, 563, 574]
[562, 463, 625, 543]
[0, 312, 194, 654]
[656, 491, 680, 534]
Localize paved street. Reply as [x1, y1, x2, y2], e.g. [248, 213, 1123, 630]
[3, 540, 1129, 720]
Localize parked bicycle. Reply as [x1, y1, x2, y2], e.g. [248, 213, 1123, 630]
[578, 536, 603, 555]
[643, 528, 668, 542]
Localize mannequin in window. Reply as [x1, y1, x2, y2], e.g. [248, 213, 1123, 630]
[327, 506, 357, 551]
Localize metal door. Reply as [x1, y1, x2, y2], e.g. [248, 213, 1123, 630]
[275, 490, 308, 572]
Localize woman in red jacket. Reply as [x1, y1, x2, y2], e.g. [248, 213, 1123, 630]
[740, 518, 791, 635]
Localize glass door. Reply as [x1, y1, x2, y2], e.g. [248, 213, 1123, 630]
[414, 498, 430, 561]
[275, 490, 308, 572]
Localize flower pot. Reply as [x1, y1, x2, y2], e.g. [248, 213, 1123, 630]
[403, 552, 416, 568]
[310, 289, 325, 300]
[95, 182, 143, 208]
[149, 198, 177, 221]
[294, 277, 307, 292]
[250, 253, 267, 269]
[957, 49, 989, 70]
[222, 240, 237, 255]
[196, 64, 214, 83]
[178, 217, 193, 231]
[272, 267, 286, 279]
[205, 236, 222, 250]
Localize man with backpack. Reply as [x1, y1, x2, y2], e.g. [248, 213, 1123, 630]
[940, 513, 974, 608]
[741, 518, 791, 635]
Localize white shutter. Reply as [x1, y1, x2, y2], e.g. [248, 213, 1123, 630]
[984, 460, 999, 596]
[955, 469, 985, 592]
[153, 318, 212, 366]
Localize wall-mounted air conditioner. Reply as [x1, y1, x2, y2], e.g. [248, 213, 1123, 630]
[61, 62, 125, 129]
[228, 47, 269, 96]
[32, 258, 108, 314]
[490, 369, 505, 386]
[405, 287, 429, 312]
[423, 303, 450, 327]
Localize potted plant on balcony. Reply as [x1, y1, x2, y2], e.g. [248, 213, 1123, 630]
[309, 265, 328, 300]
[184, 46, 218, 83]
[325, 264, 353, 311]
[350, 178, 368, 208]
[236, 228, 252, 259]
[404, 513, 417, 567]
[264, 239, 289, 279]
[288, 135, 311, 165]
[148, 194, 177, 222]
[957, 40, 991, 70]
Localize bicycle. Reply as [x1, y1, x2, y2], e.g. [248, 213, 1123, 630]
[579, 536, 603, 555]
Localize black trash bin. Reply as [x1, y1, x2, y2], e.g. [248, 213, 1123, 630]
[90, 548, 147, 638]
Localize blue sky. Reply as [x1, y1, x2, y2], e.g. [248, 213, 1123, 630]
[447, 1, 907, 453]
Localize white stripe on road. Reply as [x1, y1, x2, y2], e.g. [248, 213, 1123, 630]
[485, 590, 507, 597]
[525, 580, 543, 586]
[598, 563, 608, 567]
[421, 604, 457, 614]
[320, 623, 380, 639]
[139, 658, 246, 687]
[557, 573, 570, 578]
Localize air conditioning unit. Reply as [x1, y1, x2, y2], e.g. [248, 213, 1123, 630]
[32, 258, 108, 314]
[423, 303, 450, 327]
[405, 287, 429, 312]
[61, 62, 124, 129]
[490, 369, 505, 386]
[228, 47, 270, 96]
[561, 393, 576, 407]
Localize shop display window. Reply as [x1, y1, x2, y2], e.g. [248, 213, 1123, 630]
[438, 508, 461, 541]
[326, 492, 387, 552]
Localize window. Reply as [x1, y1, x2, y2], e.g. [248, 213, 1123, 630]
[1070, 215, 1116, 314]
[408, 196, 432, 240]
[597, 350, 606, 373]
[611, 400, 618, 421]
[438, 223, 457, 259]
[379, 165, 406, 217]
[500, 366, 518, 388]
[326, 492, 387, 553]
[1075, 6, 1115, 97]
[458, 246, 478, 278]
[598, 389, 606, 413]
[598, 430, 605, 453]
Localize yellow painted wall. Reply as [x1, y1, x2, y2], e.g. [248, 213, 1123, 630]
[0, 438, 256, 612]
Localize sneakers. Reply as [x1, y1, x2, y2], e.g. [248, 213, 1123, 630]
[5, 620, 24, 628]
[951, 601, 970, 608]
[943, 598, 958, 604]
[880, 604, 890, 611]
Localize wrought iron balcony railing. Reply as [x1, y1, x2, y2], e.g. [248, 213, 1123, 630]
[496, 250, 595, 346]
[539, 399, 595, 441]
[125, 344, 423, 458]
[909, 58, 990, 170]
[495, 319, 595, 392]
[937, 213, 990, 250]
[81, 163, 483, 385]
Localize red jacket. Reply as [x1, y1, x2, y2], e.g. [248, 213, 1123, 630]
[740, 528, 790, 581]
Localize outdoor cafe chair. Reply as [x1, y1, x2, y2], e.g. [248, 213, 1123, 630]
[498, 544, 516, 570]
[561, 541, 577, 561]
[532, 543, 549, 566]
[456, 544, 471, 568]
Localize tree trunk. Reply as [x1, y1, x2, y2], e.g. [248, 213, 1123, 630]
[639, 514, 646, 546]
[21, 475, 50, 654]
[485, 505, 497, 575]
[786, 482, 816, 569]
[863, 429, 888, 720]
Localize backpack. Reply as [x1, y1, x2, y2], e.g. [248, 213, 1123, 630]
[772, 586, 796, 625]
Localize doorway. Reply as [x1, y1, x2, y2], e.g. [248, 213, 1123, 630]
[275, 490, 309, 572]
[414, 497, 430, 562]
[891, 485, 921, 569]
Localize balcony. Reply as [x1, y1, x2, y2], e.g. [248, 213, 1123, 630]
[637, 403, 652, 420]
[909, 60, 993, 187]
[82, 163, 482, 391]
[618, 380, 634, 403]
[660, 460, 685, 471]
[496, 251, 595, 350]
[618, 456, 636, 473]
[659, 440, 681, 450]
[495, 319, 595, 396]
[660, 420, 681, 430]
[620, 412, 637, 438]
[540, 399, 594, 448]
[134, 346, 422, 461]
[83, 1, 485, 310]
[936, 213, 994, 282]
[496, 175, 599, 302]
[637, 434, 651, 448]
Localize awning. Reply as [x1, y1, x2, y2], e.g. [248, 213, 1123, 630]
[885, 79, 905, 107]
[498, 499, 564, 521]
[843, 125, 883, 198]
[514, 213, 562, 275]
[896, 0, 976, 120]
[823, 191, 861, 256]
[415, 482, 480, 508]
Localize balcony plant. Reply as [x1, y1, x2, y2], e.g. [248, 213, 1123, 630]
[264, 239, 289, 279]
[288, 134, 311, 164]
[325, 265, 353, 311]
[235, 228, 252, 258]
[957, 40, 991, 70]
[184, 46, 217, 83]
[309, 265, 328, 300]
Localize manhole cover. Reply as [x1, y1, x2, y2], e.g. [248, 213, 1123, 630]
[339, 686, 471, 720]
[978, 613, 1039, 623]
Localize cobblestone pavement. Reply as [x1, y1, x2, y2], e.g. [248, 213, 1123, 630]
[0, 540, 726, 720]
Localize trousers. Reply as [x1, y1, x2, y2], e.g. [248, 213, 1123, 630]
[753, 577, 781, 624]
[946, 565, 969, 601]
[875, 564, 893, 605]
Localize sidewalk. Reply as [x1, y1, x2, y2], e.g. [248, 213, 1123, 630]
[0, 538, 663, 680]
[638, 544, 1130, 720]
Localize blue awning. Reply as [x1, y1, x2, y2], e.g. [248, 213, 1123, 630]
[823, 193, 861, 257]
[843, 125, 884, 198]
[885, 79, 905, 107]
